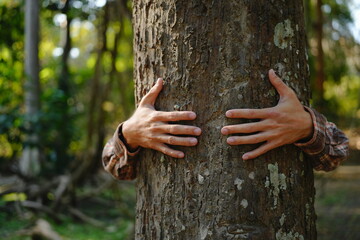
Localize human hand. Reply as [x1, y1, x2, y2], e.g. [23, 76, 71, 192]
[122, 78, 201, 158]
[221, 69, 313, 160]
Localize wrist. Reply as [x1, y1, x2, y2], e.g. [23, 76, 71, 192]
[121, 121, 139, 151]
[298, 109, 314, 143]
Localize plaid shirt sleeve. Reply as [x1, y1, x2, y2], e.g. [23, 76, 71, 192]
[102, 123, 140, 180]
[295, 107, 349, 171]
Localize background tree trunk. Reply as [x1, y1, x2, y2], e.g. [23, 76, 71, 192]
[20, 0, 41, 177]
[133, 1, 316, 239]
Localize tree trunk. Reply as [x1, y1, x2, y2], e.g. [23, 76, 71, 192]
[20, 0, 41, 177]
[315, 0, 325, 107]
[133, 1, 316, 239]
[56, 7, 72, 171]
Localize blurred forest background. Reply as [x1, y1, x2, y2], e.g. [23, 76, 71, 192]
[0, 0, 359, 239]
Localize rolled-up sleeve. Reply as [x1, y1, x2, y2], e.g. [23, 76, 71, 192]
[295, 107, 349, 171]
[102, 123, 139, 180]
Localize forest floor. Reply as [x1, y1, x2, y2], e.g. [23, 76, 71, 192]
[316, 131, 360, 240]
[0, 149, 359, 240]
[1, 171, 359, 240]
[315, 168, 360, 240]
[0, 179, 137, 240]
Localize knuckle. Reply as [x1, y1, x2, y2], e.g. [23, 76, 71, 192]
[162, 148, 169, 155]
[170, 125, 179, 133]
[267, 109, 280, 118]
[267, 119, 279, 128]
[148, 135, 157, 143]
[169, 112, 177, 120]
[168, 136, 175, 145]
[186, 126, 193, 134]
[149, 124, 159, 132]
[148, 112, 157, 121]
[147, 123, 157, 134]
[271, 131, 280, 139]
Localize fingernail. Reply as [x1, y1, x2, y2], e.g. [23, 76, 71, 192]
[227, 138, 235, 144]
[269, 69, 275, 75]
[226, 111, 232, 117]
[178, 152, 184, 158]
[194, 128, 201, 135]
[221, 128, 229, 135]
[190, 138, 197, 145]
[189, 112, 196, 119]
[242, 154, 249, 160]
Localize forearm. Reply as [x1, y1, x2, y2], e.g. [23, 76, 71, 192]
[102, 123, 139, 180]
[295, 107, 349, 171]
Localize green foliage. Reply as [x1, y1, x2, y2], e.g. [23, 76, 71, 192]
[305, 0, 359, 127]
[0, 0, 135, 174]
[324, 75, 360, 125]
[0, 108, 23, 160]
[0, 2, 25, 167]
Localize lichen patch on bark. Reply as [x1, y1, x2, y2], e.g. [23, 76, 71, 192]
[275, 229, 304, 240]
[234, 178, 244, 190]
[266, 163, 287, 208]
[274, 19, 294, 49]
[279, 213, 286, 226]
[241, 199, 248, 208]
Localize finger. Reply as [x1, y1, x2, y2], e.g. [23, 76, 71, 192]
[242, 141, 280, 160]
[269, 69, 293, 97]
[156, 135, 198, 146]
[154, 143, 185, 158]
[227, 133, 268, 145]
[221, 121, 266, 135]
[153, 111, 197, 122]
[226, 108, 272, 119]
[139, 78, 163, 106]
[156, 124, 202, 136]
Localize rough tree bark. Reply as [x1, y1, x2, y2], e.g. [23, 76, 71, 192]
[20, 0, 41, 177]
[133, 1, 316, 239]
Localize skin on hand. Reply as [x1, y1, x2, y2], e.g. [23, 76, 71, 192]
[122, 78, 201, 158]
[221, 69, 314, 160]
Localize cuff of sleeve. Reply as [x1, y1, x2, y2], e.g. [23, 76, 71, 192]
[294, 107, 326, 154]
[115, 123, 140, 157]
[294, 106, 317, 146]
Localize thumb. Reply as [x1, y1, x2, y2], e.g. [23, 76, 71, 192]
[268, 69, 292, 97]
[139, 78, 163, 107]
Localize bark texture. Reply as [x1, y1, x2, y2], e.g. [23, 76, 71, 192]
[133, 1, 316, 239]
[20, 0, 41, 177]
